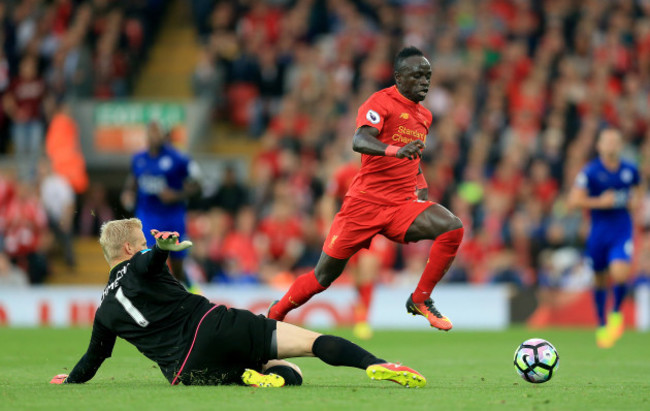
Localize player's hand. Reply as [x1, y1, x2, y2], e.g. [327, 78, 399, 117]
[50, 374, 68, 384]
[396, 140, 425, 160]
[600, 190, 628, 208]
[151, 229, 193, 251]
[158, 188, 180, 204]
[599, 190, 615, 208]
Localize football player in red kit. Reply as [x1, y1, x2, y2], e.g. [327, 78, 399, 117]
[323, 157, 396, 339]
[269, 47, 464, 331]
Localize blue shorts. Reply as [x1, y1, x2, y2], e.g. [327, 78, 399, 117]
[586, 230, 633, 272]
[137, 211, 188, 259]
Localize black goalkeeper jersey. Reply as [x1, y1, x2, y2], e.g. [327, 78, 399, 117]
[66, 245, 213, 383]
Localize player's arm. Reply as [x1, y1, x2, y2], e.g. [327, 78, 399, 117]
[50, 319, 116, 384]
[159, 161, 202, 204]
[352, 126, 424, 160]
[567, 186, 618, 210]
[416, 165, 428, 201]
[133, 231, 193, 277]
[629, 184, 644, 215]
[567, 171, 617, 210]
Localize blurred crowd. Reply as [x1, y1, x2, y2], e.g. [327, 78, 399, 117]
[0, 0, 166, 286]
[4, 0, 650, 290]
[0, 0, 166, 164]
[188, 0, 650, 289]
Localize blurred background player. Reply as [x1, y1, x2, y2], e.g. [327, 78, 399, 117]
[322, 154, 396, 339]
[121, 121, 201, 289]
[269, 47, 464, 330]
[568, 128, 643, 348]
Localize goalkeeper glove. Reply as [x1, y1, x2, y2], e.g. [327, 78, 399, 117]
[50, 374, 68, 384]
[150, 230, 193, 252]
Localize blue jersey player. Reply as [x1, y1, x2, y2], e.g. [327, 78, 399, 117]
[568, 128, 643, 348]
[121, 122, 201, 287]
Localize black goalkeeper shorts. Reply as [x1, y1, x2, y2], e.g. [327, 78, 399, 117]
[172, 305, 278, 386]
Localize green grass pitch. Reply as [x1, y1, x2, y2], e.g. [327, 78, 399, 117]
[1, 327, 649, 410]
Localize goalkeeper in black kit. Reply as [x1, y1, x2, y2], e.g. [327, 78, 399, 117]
[50, 218, 426, 388]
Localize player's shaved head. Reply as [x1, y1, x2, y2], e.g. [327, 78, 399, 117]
[147, 121, 165, 152]
[394, 46, 425, 73]
[394, 46, 431, 103]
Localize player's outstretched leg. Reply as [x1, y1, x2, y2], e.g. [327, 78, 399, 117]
[267, 270, 325, 321]
[275, 322, 426, 388]
[268, 253, 348, 321]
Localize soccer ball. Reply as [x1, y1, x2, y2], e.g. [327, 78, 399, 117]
[513, 338, 559, 384]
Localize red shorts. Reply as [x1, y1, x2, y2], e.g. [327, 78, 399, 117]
[323, 196, 436, 260]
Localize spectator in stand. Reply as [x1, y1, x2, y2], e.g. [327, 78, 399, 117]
[38, 159, 75, 267]
[0, 170, 17, 249]
[44, 100, 88, 195]
[220, 206, 261, 284]
[2, 180, 49, 284]
[179, 0, 650, 291]
[78, 182, 114, 237]
[256, 183, 304, 285]
[0, 44, 10, 153]
[3, 55, 46, 180]
[204, 164, 248, 216]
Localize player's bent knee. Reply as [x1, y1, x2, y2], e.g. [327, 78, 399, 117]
[429, 214, 463, 240]
[445, 215, 463, 233]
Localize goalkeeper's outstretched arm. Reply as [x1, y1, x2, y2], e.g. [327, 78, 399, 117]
[51, 320, 116, 384]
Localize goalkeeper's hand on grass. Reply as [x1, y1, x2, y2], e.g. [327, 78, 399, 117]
[150, 230, 193, 252]
[50, 374, 68, 384]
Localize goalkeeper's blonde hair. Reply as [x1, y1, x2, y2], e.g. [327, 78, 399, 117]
[99, 218, 143, 262]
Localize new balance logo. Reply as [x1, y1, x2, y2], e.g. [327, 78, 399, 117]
[400, 113, 409, 120]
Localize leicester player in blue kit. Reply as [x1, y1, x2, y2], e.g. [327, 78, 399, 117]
[568, 128, 643, 348]
[121, 121, 201, 288]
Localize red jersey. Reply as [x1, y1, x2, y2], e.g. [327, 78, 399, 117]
[8, 77, 45, 121]
[328, 161, 360, 201]
[258, 216, 303, 260]
[347, 86, 433, 205]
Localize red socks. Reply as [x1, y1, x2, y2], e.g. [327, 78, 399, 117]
[354, 283, 374, 323]
[269, 270, 326, 321]
[270, 228, 463, 319]
[412, 227, 464, 304]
